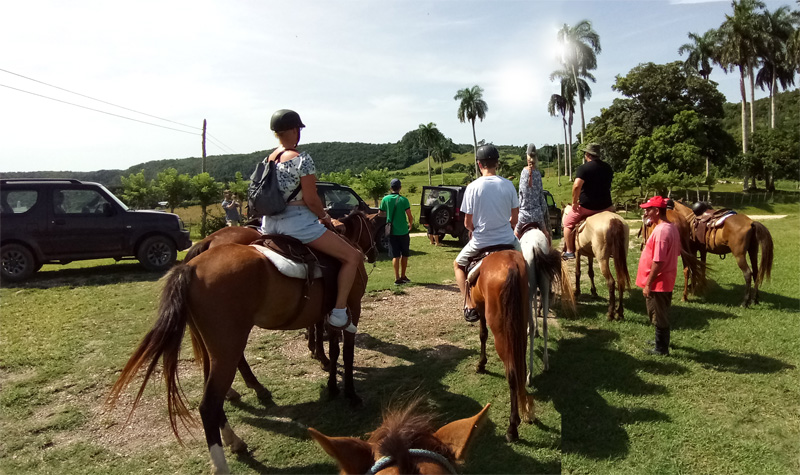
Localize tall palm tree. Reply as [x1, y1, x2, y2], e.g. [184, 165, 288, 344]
[454, 85, 488, 178]
[431, 138, 451, 185]
[417, 122, 441, 185]
[716, 0, 766, 189]
[557, 20, 601, 144]
[550, 70, 585, 181]
[678, 29, 718, 80]
[547, 93, 570, 187]
[756, 6, 796, 129]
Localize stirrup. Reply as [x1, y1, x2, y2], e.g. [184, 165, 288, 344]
[326, 311, 357, 334]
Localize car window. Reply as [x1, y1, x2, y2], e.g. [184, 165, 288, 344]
[54, 189, 111, 215]
[324, 189, 359, 209]
[2, 190, 38, 214]
[545, 192, 555, 207]
[423, 189, 452, 206]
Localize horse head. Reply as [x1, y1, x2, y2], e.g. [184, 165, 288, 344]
[339, 210, 378, 263]
[309, 400, 490, 474]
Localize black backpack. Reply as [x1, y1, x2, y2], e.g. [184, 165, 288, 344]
[248, 150, 301, 217]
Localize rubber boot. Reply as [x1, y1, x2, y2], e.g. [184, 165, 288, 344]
[647, 327, 669, 356]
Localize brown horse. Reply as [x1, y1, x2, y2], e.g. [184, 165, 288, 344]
[310, 398, 490, 474]
[108, 229, 369, 473]
[639, 207, 708, 301]
[673, 200, 773, 307]
[470, 250, 534, 442]
[565, 206, 631, 321]
[183, 211, 377, 391]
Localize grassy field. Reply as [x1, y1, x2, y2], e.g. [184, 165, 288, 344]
[2, 190, 798, 472]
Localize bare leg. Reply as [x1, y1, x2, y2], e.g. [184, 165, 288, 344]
[564, 226, 575, 254]
[400, 256, 408, 279]
[392, 257, 400, 280]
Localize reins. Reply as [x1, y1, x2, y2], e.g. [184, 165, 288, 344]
[366, 448, 459, 475]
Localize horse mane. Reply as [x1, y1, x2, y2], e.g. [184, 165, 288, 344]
[368, 398, 457, 474]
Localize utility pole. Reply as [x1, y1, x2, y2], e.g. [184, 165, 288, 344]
[201, 119, 207, 173]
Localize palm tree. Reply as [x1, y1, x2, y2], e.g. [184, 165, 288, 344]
[716, 0, 767, 189]
[756, 6, 796, 129]
[454, 85, 488, 177]
[557, 20, 601, 144]
[417, 122, 441, 185]
[549, 70, 584, 181]
[678, 30, 718, 80]
[547, 93, 569, 186]
[431, 138, 451, 185]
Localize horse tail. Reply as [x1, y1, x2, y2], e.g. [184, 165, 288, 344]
[608, 218, 631, 292]
[183, 238, 211, 263]
[536, 247, 576, 317]
[499, 261, 534, 422]
[680, 248, 709, 295]
[752, 221, 773, 286]
[107, 263, 197, 442]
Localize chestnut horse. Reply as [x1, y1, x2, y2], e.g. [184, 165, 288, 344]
[183, 211, 377, 393]
[565, 206, 631, 321]
[470, 250, 534, 442]
[108, 228, 369, 473]
[519, 224, 576, 375]
[673, 200, 773, 307]
[639, 207, 708, 301]
[310, 399, 490, 474]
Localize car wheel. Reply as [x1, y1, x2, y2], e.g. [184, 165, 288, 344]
[375, 228, 389, 253]
[1, 244, 38, 282]
[137, 235, 177, 271]
[437, 233, 446, 242]
[431, 205, 451, 228]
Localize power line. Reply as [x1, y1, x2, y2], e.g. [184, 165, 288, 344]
[0, 67, 201, 133]
[1, 83, 202, 136]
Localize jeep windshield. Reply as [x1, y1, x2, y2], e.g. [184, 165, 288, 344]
[99, 184, 129, 211]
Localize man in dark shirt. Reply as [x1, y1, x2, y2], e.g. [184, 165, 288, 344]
[561, 143, 614, 259]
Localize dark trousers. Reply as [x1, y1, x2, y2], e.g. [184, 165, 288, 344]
[646, 291, 673, 329]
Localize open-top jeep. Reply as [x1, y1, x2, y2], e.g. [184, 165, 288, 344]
[419, 184, 562, 244]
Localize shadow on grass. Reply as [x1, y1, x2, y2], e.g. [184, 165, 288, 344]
[700, 281, 800, 311]
[233, 332, 559, 474]
[2, 261, 163, 289]
[674, 345, 796, 374]
[534, 325, 678, 461]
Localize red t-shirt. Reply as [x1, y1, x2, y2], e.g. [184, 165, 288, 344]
[636, 221, 680, 292]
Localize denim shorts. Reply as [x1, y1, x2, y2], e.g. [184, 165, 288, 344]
[260, 205, 327, 244]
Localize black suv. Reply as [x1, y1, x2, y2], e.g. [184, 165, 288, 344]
[1, 179, 192, 281]
[315, 182, 387, 250]
[419, 185, 562, 243]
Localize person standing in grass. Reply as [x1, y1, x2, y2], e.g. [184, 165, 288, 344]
[380, 178, 414, 285]
[221, 190, 240, 226]
[636, 195, 681, 356]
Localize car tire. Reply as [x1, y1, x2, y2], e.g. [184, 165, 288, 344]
[375, 228, 389, 253]
[1, 243, 38, 282]
[137, 235, 177, 272]
[458, 228, 471, 246]
[430, 205, 451, 228]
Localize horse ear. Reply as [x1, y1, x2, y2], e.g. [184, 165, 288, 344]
[308, 428, 374, 474]
[433, 403, 490, 461]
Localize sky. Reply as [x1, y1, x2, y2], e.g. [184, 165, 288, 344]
[1, 0, 792, 173]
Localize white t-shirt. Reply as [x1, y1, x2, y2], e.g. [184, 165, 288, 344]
[460, 175, 519, 247]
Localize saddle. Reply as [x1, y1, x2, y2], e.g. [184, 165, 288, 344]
[692, 207, 737, 246]
[465, 244, 517, 286]
[250, 234, 340, 315]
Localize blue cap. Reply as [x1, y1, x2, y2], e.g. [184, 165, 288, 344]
[390, 178, 401, 191]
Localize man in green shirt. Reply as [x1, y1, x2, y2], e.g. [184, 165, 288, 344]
[380, 178, 414, 285]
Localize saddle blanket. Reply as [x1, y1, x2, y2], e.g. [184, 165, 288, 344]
[250, 244, 322, 279]
[713, 211, 736, 227]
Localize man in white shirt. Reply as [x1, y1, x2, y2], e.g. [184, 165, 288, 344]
[454, 144, 521, 322]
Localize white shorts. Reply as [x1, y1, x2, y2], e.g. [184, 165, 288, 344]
[455, 237, 521, 267]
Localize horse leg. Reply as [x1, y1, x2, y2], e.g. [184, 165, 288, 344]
[681, 256, 690, 302]
[527, 282, 536, 386]
[342, 330, 362, 407]
[748, 238, 760, 305]
[236, 355, 272, 402]
[476, 317, 488, 374]
[599, 258, 615, 320]
[733, 250, 753, 307]
[505, 370, 521, 443]
[574, 253, 582, 297]
[541, 276, 550, 372]
[313, 322, 331, 370]
[200, 360, 243, 474]
[588, 256, 598, 297]
[327, 327, 341, 399]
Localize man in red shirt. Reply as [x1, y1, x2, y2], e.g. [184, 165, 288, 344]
[636, 196, 681, 355]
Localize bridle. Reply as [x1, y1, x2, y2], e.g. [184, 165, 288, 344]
[366, 448, 459, 475]
[345, 213, 378, 275]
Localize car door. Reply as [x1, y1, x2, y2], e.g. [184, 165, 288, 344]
[321, 188, 361, 219]
[45, 188, 126, 257]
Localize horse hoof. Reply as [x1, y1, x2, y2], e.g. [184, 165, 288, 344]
[476, 365, 486, 374]
[225, 388, 242, 401]
[505, 429, 519, 443]
[328, 384, 340, 400]
[231, 439, 248, 454]
[255, 389, 274, 404]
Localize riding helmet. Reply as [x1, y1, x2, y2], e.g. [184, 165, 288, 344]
[270, 109, 306, 132]
[476, 144, 499, 162]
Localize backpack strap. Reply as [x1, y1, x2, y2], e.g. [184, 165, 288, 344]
[268, 148, 302, 203]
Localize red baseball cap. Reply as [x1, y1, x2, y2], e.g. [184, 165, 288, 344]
[640, 196, 669, 209]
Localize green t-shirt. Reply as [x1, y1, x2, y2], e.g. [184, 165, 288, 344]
[380, 193, 411, 235]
